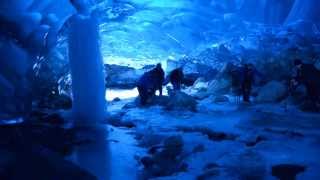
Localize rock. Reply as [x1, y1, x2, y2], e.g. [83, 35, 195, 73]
[166, 92, 198, 111]
[105, 64, 143, 89]
[213, 95, 229, 103]
[256, 81, 287, 102]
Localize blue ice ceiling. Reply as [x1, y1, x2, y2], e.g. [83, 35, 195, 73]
[2, 0, 320, 66]
[98, 0, 320, 66]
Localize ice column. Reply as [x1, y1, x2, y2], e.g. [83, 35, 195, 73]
[68, 14, 106, 126]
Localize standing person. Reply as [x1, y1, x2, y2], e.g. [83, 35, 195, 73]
[168, 67, 184, 91]
[150, 63, 165, 96]
[137, 63, 164, 105]
[240, 63, 263, 103]
[241, 64, 254, 103]
[291, 59, 320, 106]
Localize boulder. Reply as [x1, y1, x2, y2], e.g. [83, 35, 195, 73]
[256, 81, 287, 102]
[166, 92, 198, 112]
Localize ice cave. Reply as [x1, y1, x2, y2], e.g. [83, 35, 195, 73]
[1, 0, 320, 179]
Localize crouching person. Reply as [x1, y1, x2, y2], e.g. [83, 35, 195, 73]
[137, 63, 164, 105]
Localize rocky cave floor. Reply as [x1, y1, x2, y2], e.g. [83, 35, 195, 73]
[1, 94, 320, 180]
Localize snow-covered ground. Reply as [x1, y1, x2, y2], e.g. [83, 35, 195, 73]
[103, 96, 320, 179]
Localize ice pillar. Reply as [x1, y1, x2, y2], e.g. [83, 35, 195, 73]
[68, 14, 106, 126]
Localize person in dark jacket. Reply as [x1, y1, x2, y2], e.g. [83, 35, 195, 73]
[169, 67, 184, 91]
[239, 63, 263, 103]
[137, 63, 165, 105]
[241, 64, 254, 102]
[291, 59, 320, 105]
